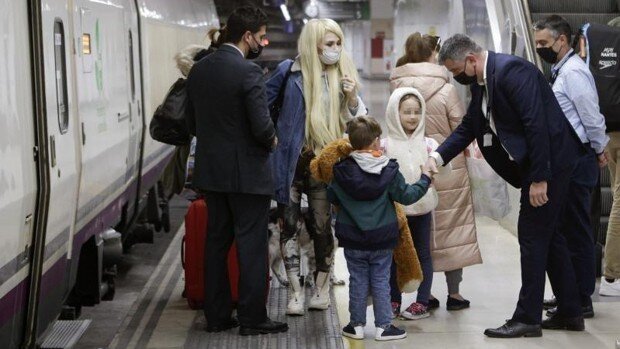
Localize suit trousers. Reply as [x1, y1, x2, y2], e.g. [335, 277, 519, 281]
[203, 191, 270, 326]
[605, 132, 620, 279]
[512, 166, 582, 324]
[551, 148, 598, 306]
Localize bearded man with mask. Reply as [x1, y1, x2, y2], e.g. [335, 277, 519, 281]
[186, 6, 287, 336]
[533, 15, 609, 320]
[424, 34, 587, 338]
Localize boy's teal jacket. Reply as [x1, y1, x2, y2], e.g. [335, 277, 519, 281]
[327, 157, 431, 250]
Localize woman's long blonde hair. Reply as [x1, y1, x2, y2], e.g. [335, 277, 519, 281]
[298, 18, 360, 153]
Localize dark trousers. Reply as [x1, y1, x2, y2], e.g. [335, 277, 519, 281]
[551, 148, 598, 306]
[203, 191, 270, 326]
[280, 153, 334, 274]
[390, 213, 433, 305]
[512, 166, 582, 325]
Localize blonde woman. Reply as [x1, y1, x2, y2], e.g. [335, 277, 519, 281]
[266, 18, 367, 315]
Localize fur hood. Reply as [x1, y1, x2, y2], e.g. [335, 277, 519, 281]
[175, 44, 209, 77]
[385, 87, 439, 216]
[386, 87, 427, 142]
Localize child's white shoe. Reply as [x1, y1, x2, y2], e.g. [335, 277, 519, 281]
[375, 325, 407, 341]
[342, 324, 364, 340]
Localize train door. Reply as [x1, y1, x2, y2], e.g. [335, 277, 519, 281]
[37, 0, 80, 330]
[124, 2, 142, 188]
[73, 0, 132, 233]
[0, 2, 39, 348]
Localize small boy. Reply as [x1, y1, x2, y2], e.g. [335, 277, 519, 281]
[327, 116, 433, 341]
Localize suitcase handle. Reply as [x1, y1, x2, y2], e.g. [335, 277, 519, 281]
[181, 235, 185, 269]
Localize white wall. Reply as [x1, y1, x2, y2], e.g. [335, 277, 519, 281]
[393, 0, 465, 66]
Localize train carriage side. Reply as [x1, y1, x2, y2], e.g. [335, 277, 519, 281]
[0, 2, 39, 348]
[135, 0, 219, 199]
[0, 1, 218, 348]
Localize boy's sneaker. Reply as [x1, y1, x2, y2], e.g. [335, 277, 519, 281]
[375, 324, 407, 341]
[342, 324, 364, 340]
[391, 302, 401, 318]
[599, 277, 620, 297]
[401, 302, 430, 320]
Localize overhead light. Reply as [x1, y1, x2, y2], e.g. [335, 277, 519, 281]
[280, 4, 291, 21]
[304, 1, 319, 18]
[303, 18, 308, 24]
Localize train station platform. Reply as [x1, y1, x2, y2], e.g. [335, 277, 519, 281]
[61, 79, 620, 349]
[86, 214, 619, 349]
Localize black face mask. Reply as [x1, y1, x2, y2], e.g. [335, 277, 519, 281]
[246, 34, 263, 60]
[454, 60, 477, 85]
[536, 39, 562, 64]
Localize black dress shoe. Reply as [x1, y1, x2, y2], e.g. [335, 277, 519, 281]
[484, 320, 542, 338]
[542, 313, 584, 331]
[546, 305, 594, 319]
[428, 297, 440, 310]
[446, 296, 470, 311]
[206, 317, 240, 332]
[239, 318, 288, 336]
[543, 296, 558, 310]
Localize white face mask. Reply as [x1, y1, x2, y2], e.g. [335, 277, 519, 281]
[320, 47, 341, 65]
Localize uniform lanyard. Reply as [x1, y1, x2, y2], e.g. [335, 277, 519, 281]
[483, 88, 493, 133]
[550, 51, 576, 85]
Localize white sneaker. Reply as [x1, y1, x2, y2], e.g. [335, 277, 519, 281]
[342, 324, 364, 340]
[599, 277, 620, 297]
[308, 271, 331, 310]
[286, 272, 305, 315]
[286, 291, 305, 315]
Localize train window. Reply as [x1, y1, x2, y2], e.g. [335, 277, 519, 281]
[53, 19, 69, 134]
[128, 31, 136, 100]
[82, 33, 92, 55]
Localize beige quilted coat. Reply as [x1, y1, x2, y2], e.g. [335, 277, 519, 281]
[390, 62, 482, 272]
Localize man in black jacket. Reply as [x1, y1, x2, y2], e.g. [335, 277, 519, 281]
[186, 6, 287, 335]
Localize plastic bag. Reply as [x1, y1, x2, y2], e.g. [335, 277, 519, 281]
[185, 137, 197, 187]
[465, 142, 511, 220]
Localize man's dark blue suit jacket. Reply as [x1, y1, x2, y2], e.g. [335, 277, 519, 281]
[437, 51, 584, 188]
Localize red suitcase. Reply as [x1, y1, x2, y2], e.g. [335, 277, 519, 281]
[181, 198, 240, 309]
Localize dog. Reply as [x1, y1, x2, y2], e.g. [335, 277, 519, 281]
[268, 205, 345, 288]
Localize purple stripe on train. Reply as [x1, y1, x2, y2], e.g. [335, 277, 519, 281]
[0, 153, 173, 330]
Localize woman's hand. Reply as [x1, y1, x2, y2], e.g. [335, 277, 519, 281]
[341, 75, 358, 107]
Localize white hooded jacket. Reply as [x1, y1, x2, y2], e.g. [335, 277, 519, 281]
[385, 87, 447, 216]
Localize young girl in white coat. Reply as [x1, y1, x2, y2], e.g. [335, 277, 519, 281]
[384, 87, 449, 320]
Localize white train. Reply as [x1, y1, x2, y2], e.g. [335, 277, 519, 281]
[0, 0, 218, 348]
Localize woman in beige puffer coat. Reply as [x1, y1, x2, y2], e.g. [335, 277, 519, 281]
[389, 33, 482, 310]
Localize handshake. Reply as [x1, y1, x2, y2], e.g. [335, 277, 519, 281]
[420, 157, 440, 179]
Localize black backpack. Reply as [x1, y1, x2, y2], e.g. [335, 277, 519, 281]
[149, 78, 192, 146]
[582, 23, 620, 131]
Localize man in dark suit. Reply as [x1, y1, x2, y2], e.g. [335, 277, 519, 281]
[186, 6, 287, 336]
[425, 34, 585, 338]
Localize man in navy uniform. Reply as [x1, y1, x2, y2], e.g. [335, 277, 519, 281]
[425, 34, 585, 338]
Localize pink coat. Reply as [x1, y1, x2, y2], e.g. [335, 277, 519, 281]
[390, 62, 482, 272]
